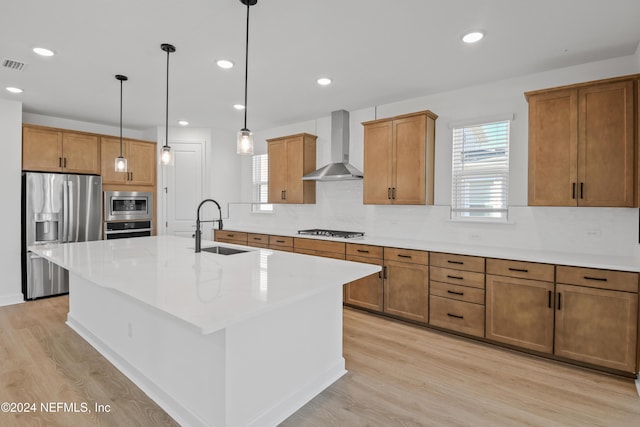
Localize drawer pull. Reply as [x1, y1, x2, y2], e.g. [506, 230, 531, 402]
[357, 249, 370, 253]
[508, 267, 529, 273]
[447, 275, 464, 280]
[253, 237, 262, 240]
[447, 313, 464, 319]
[227, 234, 234, 237]
[584, 276, 607, 282]
[447, 260, 464, 265]
[275, 240, 285, 243]
[397, 254, 412, 259]
[447, 290, 464, 296]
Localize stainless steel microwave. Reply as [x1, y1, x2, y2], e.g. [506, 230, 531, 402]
[104, 191, 153, 222]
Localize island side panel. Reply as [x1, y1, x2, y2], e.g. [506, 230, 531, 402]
[225, 286, 346, 427]
[66, 272, 225, 427]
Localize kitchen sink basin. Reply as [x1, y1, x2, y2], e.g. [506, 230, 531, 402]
[201, 246, 249, 255]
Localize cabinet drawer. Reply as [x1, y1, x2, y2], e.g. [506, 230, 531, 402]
[294, 248, 345, 260]
[294, 237, 345, 255]
[269, 245, 293, 253]
[248, 233, 269, 245]
[384, 247, 428, 265]
[429, 295, 484, 338]
[486, 258, 554, 282]
[556, 266, 638, 293]
[269, 235, 293, 248]
[346, 243, 383, 260]
[430, 266, 485, 289]
[430, 252, 485, 273]
[430, 281, 485, 305]
[214, 230, 247, 244]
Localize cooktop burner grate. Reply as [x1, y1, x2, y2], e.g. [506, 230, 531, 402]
[297, 229, 365, 239]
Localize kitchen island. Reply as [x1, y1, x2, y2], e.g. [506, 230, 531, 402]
[30, 235, 380, 427]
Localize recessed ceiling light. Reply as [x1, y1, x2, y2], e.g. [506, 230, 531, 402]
[317, 77, 332, 86]
[233, 104, 245, 110]
[33, 47, 55, 56]
[6, 87, 23, 94]
[178, 120, 189, 126]
[462, 31, 484, 43]
[216, 59, 234, 69]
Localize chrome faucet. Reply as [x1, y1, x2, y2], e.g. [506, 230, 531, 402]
[195, 199, 223, 253]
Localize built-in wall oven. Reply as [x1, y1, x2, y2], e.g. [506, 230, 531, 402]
[104, 191, 153, 239]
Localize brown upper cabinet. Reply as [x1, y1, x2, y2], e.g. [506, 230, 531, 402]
[101, 136, 156, 186]
[362, 110, 437, 205]
[22, 125, 100, 174]
[526, 76, 637, 207]
[267, 133, 316, 204]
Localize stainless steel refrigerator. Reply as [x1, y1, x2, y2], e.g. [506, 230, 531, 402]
[21, 172, 102, 300]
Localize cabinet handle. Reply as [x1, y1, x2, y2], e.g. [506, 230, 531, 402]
[357, 249, 370, 254]
[557, 292, 562, 310]
[447, 275, 464, 280]
[580, 183, 584, 199]
[59, 157, 63, 167]
[227, 234, 234, 237]
[548, 290, 552, 308]
[63, 157, 67, 168]
[447, 313, 464, 319]
[447, 260, 464, 265]
[387, 188, 391, 199]
[392, 187, 396, 199]
[571, 183, 576, 199]
[397, 254, 412, 259]
[584, 276, 607, 282]
[252, 237, 261, 240]
[383, 265, 388, 279]
[378, 271, 382, 279]
[275, 240, 285, 243]
[508, 267, 529, 273]
[447, 290, 464, 296]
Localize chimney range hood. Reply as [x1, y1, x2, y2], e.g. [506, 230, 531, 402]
[302, 110, 363, 181]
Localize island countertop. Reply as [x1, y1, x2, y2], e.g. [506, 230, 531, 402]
[29, 235, 380, 334]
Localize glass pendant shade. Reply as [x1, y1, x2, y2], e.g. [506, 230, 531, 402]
[160, 145, 174, 165]
[237, 129, 254, 155]
[115, 156, 127, 172]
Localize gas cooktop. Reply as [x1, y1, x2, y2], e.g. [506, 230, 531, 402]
[297, 229, 365, 239]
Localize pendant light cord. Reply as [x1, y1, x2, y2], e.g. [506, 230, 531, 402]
[165, 48, 170, 148]
[243, 1, 250, 130]
[119, 78, 123, 156]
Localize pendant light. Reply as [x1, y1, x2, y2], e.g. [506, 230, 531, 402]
[114, 74, 128, 172]
[237, 0, 257, 155]
[160, 43, 176, 165]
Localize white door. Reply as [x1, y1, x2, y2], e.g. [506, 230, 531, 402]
[163, 141, 205, 238]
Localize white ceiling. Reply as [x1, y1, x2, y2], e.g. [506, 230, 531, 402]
[1, 0, 639, 133]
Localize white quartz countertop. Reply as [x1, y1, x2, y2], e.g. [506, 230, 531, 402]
[222, 225, 640, 272]
[29, 236, 380, 334]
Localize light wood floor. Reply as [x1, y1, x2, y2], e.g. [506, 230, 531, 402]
[1, 298, 639, 426]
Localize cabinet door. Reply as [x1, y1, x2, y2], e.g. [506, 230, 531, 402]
[62, 132, 100, 174]
[22, 126, 63, 172]
[555, 284, 638, 372]
[363, 120, 393, 204]
[128, 140, 156, 186]
[268, 140, 287, 203]
[100, 137, 127, 184]
[285, 137, 304, 203]
[578, 80, 634, 207]
[344, 255, 383, 312]
[392, 115, 426, 204]
[527, 89, 578, 206]
[485, 275, 554, 353]
[383, 260, 428, 323]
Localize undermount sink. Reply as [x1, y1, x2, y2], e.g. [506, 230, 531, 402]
[200, 246, 249, 255]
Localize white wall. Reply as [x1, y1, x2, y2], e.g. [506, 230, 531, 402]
[0, 99, 24, 306]
[229, 55, 640, 258]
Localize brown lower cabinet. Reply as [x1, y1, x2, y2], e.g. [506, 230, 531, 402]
[383, 258, 429, 323]
[344, 255, 384, 312]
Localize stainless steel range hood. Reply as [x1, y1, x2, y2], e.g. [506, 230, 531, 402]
[302, 110, 363, 181]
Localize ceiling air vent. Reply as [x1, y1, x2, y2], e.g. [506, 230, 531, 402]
[2, 59, 27, 71]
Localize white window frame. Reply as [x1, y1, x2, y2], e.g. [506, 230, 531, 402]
[450, 116, 511, 222]
[251, 154, 273, 213]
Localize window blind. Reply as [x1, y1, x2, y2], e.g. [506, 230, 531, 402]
[451, 120, 509, 221]
[252, 154, 272, 212]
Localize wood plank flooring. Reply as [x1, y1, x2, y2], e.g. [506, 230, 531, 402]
[1, 297, 639, 426]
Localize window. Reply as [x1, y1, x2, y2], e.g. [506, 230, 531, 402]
[252, 154, 272, 212]
[451, 119, 510, 221]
